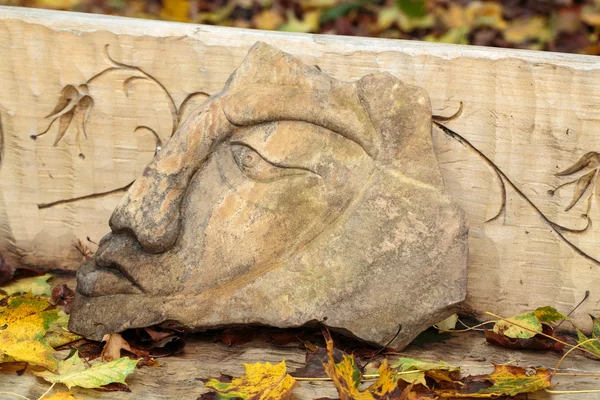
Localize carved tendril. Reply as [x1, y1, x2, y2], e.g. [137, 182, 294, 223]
[35, 44, 211, 209]
[32, 45, 210, 159]
[433, 104, 599, 266]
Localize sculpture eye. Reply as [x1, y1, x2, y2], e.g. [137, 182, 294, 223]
[230, 143, 311, 182]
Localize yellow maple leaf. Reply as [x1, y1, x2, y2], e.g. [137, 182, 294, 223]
[34, 0, 80, 10]
[253, 10, 285, 31]
[0, 294, 59, 370]
[41, 392, 82, 400]
[279, 10, 321, 33]
[203, 360, 297, 399]
[160, 0, 189, 22]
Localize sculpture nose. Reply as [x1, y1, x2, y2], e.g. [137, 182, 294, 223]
[109, 100, 232, 253]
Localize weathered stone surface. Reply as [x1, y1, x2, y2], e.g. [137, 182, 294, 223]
[69, 42, 468, 349]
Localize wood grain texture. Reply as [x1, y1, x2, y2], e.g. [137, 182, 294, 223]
[1, 6, 600, 330]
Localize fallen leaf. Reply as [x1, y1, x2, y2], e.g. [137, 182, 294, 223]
[33, 352, 139, 389]
[215, 328, 256, 346]
[51, 284, 75, 314]
[140, 327, 176, 342]
[533, 306, 567, 324]
[391, 358, 459, 387]
[367, 359, 403, 398]
[201, 360, 297, 399]
[279, 10, 321, 33]
[582, 4, 600, 27]
[0, 293, 59, 369]
[466, 2, 507, 30]
[293, 345, 345, 378]
[160, 0, 189, 22]
[493, 311, 541, 339]
[0, 273, 53, 296]
[40, 392, 82, 400]
[576, 329, 600, 357]
[576, 315, 600, 357]
[476, 364, 552, 396]
[485, 323, 564, 352]
[320, 1, 361, 24]
[253, 9, 284, 31]
[322, 330, 372, 400]
[35, 0, 80, 10]
[435, 364, 551, 398]
[96, 382, 132, 392]
[435, 314, 458, 332]
[44, 310, 82, 348]
[504, 16, 551, 45]
[396, 0, 426, 19]
[102, 333, 134, 362]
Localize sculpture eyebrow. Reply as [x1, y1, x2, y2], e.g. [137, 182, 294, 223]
[222, 85, 378, 159]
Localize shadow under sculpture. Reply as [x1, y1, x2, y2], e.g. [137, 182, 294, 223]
[69, 42, 468, 349]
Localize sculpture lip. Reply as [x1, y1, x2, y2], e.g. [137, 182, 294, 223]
[76, 237, 146, 297]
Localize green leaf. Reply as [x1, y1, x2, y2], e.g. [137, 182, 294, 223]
[533, 306, 567, 324]
[391, 358, 459, 386]
[44, 311, 82, 348]
[0, 274, 53, 296]
[592, 315, 600, 338]
[0, 294, 59, 369]
[477, 364, 552, 396]
[320, 1, 362, 24]
[33, 353, 138, 389]
[435, 314, 458, 332]
[493, 312, 542, 339]
[396, 0, 426, 18]
[577, 329, 600, 357]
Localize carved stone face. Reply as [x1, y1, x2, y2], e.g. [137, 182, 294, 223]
[70, 43, 468, 349]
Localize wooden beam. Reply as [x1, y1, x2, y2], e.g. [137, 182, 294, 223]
[1, 6, 600, 329]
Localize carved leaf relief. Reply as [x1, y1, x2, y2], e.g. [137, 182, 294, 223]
[552, 152, 600, 214]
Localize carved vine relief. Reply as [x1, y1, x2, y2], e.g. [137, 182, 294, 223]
[32, 45, 599, 265]
[32, 45, 209, 209]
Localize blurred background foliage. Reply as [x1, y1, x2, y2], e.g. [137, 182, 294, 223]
[2, 0, 600, 54]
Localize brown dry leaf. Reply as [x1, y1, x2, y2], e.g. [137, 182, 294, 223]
[485, 323, 564, 352]
[101, 333, 134, 362]
[51, 283, 75, 314]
